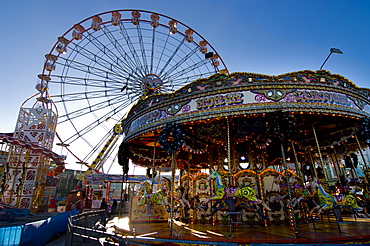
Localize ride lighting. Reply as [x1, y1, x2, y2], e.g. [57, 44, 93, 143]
[240, 162, 250, 169]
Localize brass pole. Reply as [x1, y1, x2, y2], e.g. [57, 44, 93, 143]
[332, 146, 344, 177]
[353, 135, 370, 184]
[170, 151, 176, 235]
[349, 156, 360, 193]
[280, 143, 298, 236]
[308, 150, 319, 179]
[226, 117, 232, 184]
[291, 141, 302, 178]
[355, 135, 369, 169]
[330, 155, 342, 186]
[312, 125, 329, 181]
[151, 135, 157, 191]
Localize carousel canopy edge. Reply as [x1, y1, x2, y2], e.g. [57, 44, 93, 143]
[121, 70, 370, 141]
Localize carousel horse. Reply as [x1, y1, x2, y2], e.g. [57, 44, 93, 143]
[176, 186, 192, 209]
[203, 171, 271, 217]
[159, 177, 191, 214]
[312, 179, 362, 213]
[272, 175, 331, 219]
[160, 177, 172, 196]
[190, 194, 207, 216]
[137, 181, 168, 208]
[273, 175, 311, 208]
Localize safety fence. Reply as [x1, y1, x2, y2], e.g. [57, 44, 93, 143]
[66, 209, 125, 246]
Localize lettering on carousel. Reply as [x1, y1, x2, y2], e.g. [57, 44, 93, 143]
[293, 90, 350, 106]
[196, 93, 244, 110]
[130, 110, 166, 130]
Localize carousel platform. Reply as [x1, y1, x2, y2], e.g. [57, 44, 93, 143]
[110, 214, 370, 245]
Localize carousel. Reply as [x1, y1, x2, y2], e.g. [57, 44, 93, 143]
[118, 69, 370, 235]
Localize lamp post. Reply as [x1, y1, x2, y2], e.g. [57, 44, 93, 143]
[320, 48, 343, 70]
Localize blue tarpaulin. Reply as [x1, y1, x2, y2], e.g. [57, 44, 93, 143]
[20, 209, 78, 246]
[2, 209, 30, 217]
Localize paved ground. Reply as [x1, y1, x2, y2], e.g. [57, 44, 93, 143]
[4, 210, 370, 245]
[113, 214, 370, 245]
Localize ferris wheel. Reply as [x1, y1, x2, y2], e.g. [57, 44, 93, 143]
[37, 9, 228, 171]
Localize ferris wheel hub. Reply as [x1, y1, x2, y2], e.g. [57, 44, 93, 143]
[142, 74, 163, 91]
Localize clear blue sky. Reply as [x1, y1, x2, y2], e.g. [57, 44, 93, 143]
[1, 0, 370, 174]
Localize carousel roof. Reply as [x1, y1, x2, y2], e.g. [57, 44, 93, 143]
[119, 70, 370, 170]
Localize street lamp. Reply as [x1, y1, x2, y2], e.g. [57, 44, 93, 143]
[320, 48, 343, 70]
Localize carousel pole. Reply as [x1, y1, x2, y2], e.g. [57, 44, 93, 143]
[354, 135, 369, 169]
[226, 117, 232, 184]
[158, 123, 186, 234]
[151, 135, 157, 191]
[170, 151, 176, 235]
[291, 141, 303, 178]
[349, 155, 360, 192]
[332, 147, 345, 177]
[120, 167, 126, 217]
[188, 152, 191, 175]
[280, 143, 298, 236]
[307, 150, 319, 179]
[330, 147, 346, 194]
[354, 135, 370, 185]
[331, 148, 342, 177]
[330, 155, 343, 188]
[312, 125, 329, 182]
[255, 147, 267, 223]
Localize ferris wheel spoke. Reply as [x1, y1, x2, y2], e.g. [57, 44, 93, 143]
[150, 28, 156, 74]
[58, 94, 137, 124]
[118, 22, 147, 75]
[158, 36, 186, 77]
[55, 57, 128, 83]
[160, 46, 199, 80]
[82, 30, 144, 78]
[136, 23, 149, 75]
[164, 59, 212, 83]
[64, 41, 142, 80]
[48, 74, 139, 90]
[154, 32, 170, 76]
[50, 88, 121, 103]
[64, 115, 114, 144]
[99, 24, 143, 77]
[65, 109, 127, 144]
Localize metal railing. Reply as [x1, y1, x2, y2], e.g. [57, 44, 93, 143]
[66, 210, 129, 246]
